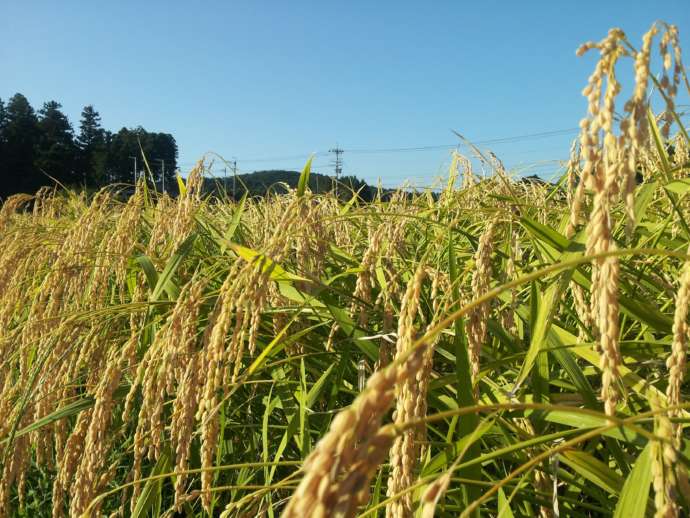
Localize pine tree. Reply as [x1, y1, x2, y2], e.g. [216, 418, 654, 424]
[2, 93, 41, 197]
[0, 98, 7, 136]
[36, 101, 77, 185]
[0, 98, 6, 154]
[0, 99, 6, 198]
[77, 105, 104, 149]
[77, 105, 107, 186]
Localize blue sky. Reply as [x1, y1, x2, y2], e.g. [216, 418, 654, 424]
[2, 1, 688, 187]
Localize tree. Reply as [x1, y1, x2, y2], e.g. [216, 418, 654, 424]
[77, 105, 107, 186]
[147, 132, 178, 190]
[35, 101, 77, 186]
[0, 99, 6, 194]
[0, 98, 7, 137]
[77, 105, 104, 149]
[106, 127, 136, 184]
[105, 127, 178, 188]
[2, 93, 41, 198]
[0, 93, 180, 196]
[339, 175, 373, 201]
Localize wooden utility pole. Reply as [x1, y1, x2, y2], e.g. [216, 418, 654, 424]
[129, 155, 137, 184]
[158, 158, 166, 193]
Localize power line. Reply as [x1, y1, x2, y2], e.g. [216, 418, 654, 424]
[343, 128, 579, 155]
[236, 151, 328, 163]
[467, 128, 579, 146]
[176, 127, 580, 170]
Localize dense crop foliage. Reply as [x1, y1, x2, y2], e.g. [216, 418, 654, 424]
[0, 22, 689, 518]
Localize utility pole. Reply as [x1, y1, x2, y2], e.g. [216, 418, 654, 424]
[329, 145, 343, 198]
[129, 155, 138, 185]
[232, 159, 237, 200]
[158, 159, 166, 193]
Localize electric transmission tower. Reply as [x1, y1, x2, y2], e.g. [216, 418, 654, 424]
[329, 145, 343, 198]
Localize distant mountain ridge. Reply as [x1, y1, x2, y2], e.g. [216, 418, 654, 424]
[199, 169, 559, 201]
[202, 169, 379, 200]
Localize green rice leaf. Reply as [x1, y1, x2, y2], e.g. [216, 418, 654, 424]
[614, 442, 654, 518]
[297, 155, 313, 197]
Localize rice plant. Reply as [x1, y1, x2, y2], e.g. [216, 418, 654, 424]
[0, 21, 689, 518]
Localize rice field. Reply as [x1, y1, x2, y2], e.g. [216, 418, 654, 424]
[1, 22, 690, 518]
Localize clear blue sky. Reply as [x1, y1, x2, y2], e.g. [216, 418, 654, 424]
[2, 1, 688, 187]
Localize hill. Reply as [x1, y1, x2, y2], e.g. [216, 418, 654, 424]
[202, 169, 379, 200]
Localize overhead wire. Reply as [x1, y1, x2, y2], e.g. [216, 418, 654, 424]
[176, 126, 580, 168]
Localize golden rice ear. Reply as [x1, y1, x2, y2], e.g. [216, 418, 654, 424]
[387, 266, 427, 518]
[650, 395, 680, 518]
[283, 347, 425, 518]
[467, 219, 496, 387]
[420, 473, 451, 518]
[667, 244, 690, 435]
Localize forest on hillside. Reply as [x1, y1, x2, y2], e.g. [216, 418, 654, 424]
[0, 93, 178, 199]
